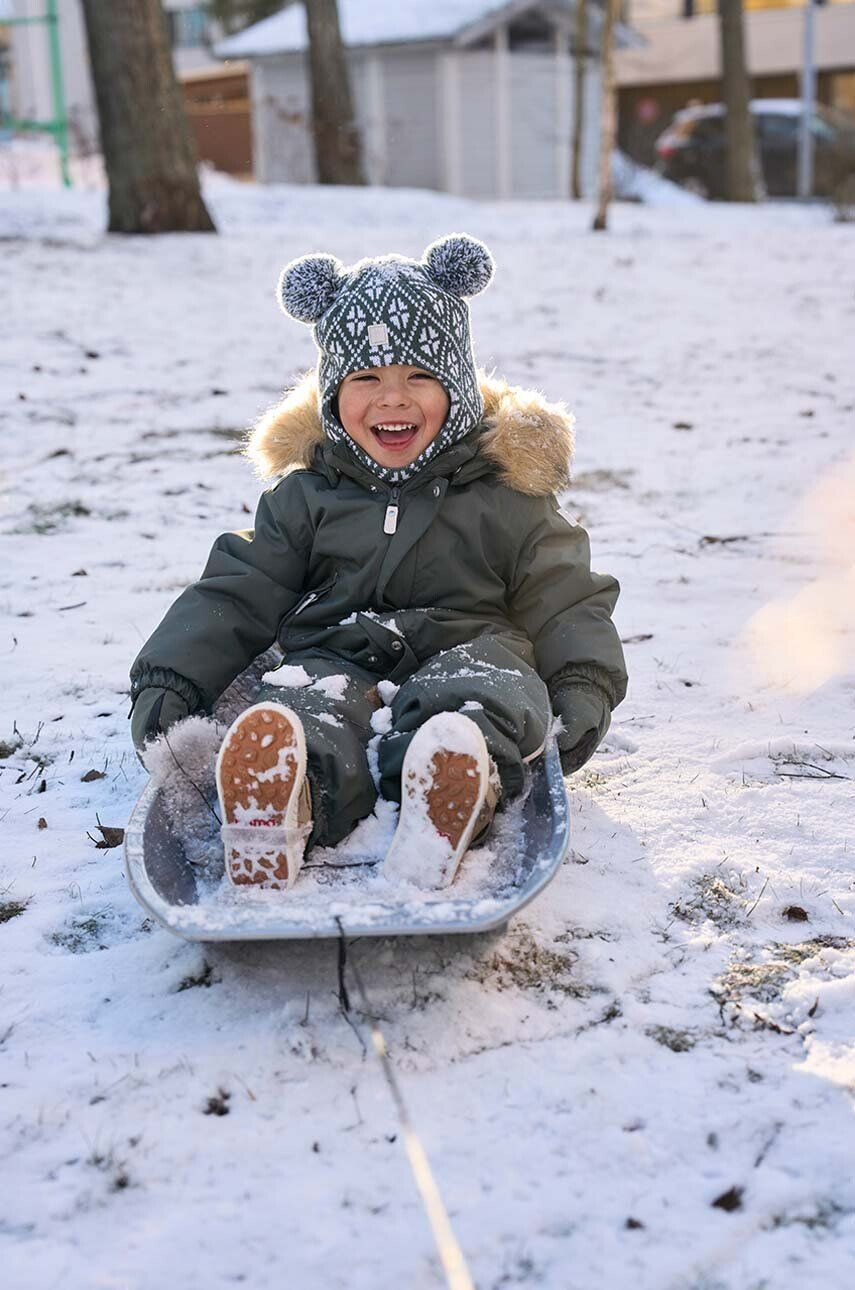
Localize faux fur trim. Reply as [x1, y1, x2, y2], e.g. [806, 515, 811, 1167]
[244, 369, 575, 497]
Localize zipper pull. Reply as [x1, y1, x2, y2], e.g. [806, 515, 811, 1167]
[383, 486, 400, 535]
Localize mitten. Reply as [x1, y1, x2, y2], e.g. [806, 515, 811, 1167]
[551, 682, 610, 775]
[130, 687, 190, 757]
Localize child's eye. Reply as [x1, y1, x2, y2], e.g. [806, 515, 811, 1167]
[409, 372, 436, 381]
[351, 373, 379, 382]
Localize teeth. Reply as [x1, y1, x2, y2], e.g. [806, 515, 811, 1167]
[374, 423, 416, 432]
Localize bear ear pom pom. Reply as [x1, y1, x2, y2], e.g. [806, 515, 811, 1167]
[423, 234, 494, 298]
[277, 253, 344, 323]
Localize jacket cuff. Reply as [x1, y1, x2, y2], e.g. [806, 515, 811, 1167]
[129, 665, 206, 715]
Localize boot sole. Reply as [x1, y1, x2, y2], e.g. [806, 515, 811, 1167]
[385, 714, 490, 889]
[215, 702, 308, 890]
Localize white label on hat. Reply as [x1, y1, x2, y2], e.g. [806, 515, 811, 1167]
[367, 323, 389, 346]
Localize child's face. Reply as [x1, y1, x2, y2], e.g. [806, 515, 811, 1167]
[337, 364, 450, 471]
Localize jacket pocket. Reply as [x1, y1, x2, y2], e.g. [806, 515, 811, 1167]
[278, 573, 339, 635]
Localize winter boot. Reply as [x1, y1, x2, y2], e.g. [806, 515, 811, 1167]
[215, 702, 312, 890]
[384, 712, 500, 890]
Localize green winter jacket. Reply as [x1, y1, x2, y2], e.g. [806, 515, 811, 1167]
[130, 372, 627, 726]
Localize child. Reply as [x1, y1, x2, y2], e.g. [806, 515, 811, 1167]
[129, 235, 627, 891]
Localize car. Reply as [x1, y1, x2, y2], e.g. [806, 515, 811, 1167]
[654, 98, 855, 199]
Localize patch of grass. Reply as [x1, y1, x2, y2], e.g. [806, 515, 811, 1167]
[772, 936, 853, 965]
[49, 909, 112, 954]
[714, 960, 792, 1005]
[0, 734, 23, 759]
[672, 873, 748, 930]
[177, 960, 215, 992]
[467, 928, 596, 997]
[0, 898, 30, 924]
[571, 468, 635, 492]
[15, 500, 91, 535]
[710, 936, 855, 1017]
[771, 1199, 851, 1231]
[646, 1025, 696, 1053]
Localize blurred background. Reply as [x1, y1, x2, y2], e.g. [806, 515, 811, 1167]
[1, 0, 854, 213]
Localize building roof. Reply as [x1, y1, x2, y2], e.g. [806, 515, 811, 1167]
[216, 0, 641, 60]
[216, 0, 494, 57]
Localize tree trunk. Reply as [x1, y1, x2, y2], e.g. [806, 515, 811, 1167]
[571, 0, 588, 200]
[718, 0, 760, 201]
[80, 0, 214, 233]
[303, 0, 365, 185]
[592, 0, 618, 231]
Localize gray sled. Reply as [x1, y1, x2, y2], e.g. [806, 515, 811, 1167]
[124, 743, 570, 942]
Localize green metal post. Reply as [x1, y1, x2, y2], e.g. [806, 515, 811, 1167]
[46, 0, 70, 186]
[2, 4, 71, 187]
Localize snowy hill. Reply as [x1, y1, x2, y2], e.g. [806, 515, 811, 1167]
[1, 175, 854, 1289]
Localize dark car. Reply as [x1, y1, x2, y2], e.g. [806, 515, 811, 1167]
[654, 98, 855, 199]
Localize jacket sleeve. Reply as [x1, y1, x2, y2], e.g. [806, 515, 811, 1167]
[129, 477, 312, 711]
[507, 497, 628, 710]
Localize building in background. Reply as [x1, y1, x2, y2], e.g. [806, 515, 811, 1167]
[617, 0, 855, 165]
[216, 0, 642, 199]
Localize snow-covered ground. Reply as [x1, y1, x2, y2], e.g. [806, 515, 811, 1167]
[2, 172, 854, 1290]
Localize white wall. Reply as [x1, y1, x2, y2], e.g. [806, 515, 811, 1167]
[251, 55, 314, 184]
[254, 39, 603, 199]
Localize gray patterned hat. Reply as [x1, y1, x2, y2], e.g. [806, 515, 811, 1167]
[277, 234, 494, 483]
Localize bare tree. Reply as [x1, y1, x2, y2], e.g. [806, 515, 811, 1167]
[592, 0, 619, 231]
[718, 0, 760, 201]
[571, 0, 588, 199]
[80, 0, 214, 233]
[303, 0, 365, 185]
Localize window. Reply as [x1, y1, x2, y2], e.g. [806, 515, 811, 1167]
[758, 113, 799, 143]
[507, 14, 554, 50]
[168, 6, 209, 49]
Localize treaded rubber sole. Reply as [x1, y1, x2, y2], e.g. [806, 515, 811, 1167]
[386, 713, 491, 889]
[215, 703, 307, 890]
[421, 750, 482, 848]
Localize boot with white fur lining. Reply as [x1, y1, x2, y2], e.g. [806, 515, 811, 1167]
[384, 712, 499, 890]
[215, 702, 312, 890]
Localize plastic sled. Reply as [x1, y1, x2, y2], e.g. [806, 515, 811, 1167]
[124, 743, 570, 942]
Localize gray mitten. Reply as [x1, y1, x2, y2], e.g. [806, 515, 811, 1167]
[131, 687, 190, 757]
[551, 683, 609, 775]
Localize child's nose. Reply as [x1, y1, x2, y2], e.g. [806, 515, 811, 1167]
[377, 382, 410, 406]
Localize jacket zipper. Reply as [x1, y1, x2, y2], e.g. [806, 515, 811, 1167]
[285, 574, 338, 622]
[383, 486, 400, 535]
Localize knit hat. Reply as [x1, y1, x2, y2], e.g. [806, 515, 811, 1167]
[277, 234, 494, 484]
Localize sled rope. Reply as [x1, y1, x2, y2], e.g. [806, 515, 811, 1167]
[335, 920, 475, 1290]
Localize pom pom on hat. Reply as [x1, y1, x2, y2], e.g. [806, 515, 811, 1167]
[423, 233, 494, 298]
[278, 252, 344, 323]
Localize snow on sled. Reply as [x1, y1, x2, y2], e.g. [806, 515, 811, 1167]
[124, 743, 570, 942]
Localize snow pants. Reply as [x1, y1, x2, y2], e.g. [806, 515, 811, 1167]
[254, 635, 552, 848]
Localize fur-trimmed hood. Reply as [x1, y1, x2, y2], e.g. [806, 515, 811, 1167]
[244, 370, 575, 498]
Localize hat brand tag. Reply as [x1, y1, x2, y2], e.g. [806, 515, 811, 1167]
[367, 322, 389, 346]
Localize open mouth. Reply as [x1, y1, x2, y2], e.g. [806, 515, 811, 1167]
[371, 421, 420, 451]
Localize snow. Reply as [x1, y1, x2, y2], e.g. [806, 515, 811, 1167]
[215, 0, 505, 59]
[377, 679, 400, 704]
[261, 662, 312, 687]
[1, 168, 855, 1288]
[309, 674, 349, 702]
